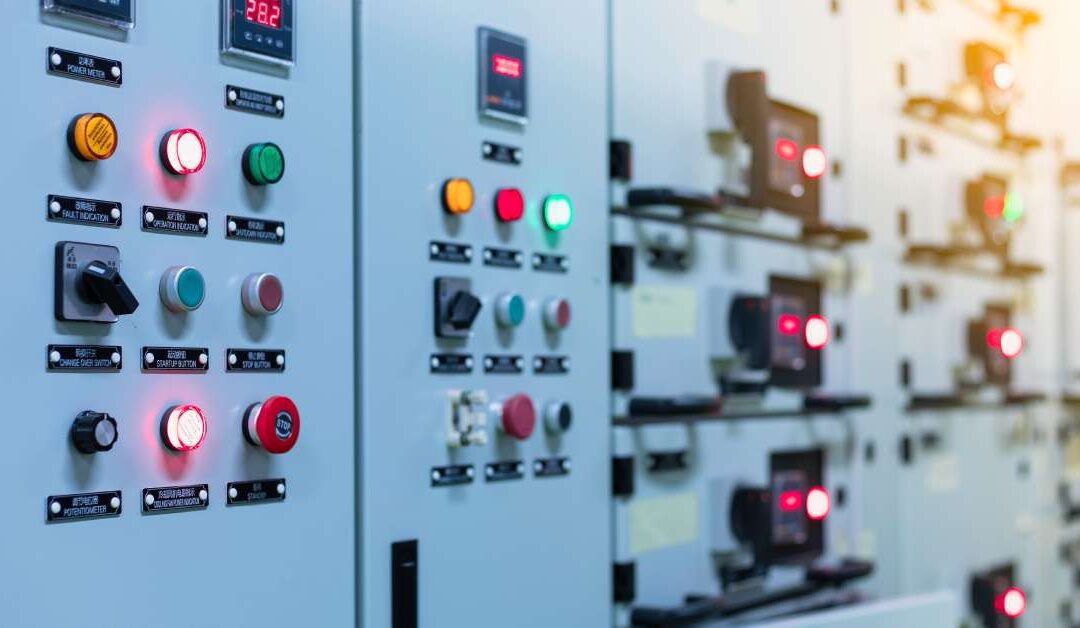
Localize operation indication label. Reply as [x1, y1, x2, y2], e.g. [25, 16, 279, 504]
[430, 353, 474, 374]
[431, 465, 474, 487]
[484, 355, 524, 374]
[532, 253, 569, 273]
[47, 194, 121, 228]
[227, 479, 286, 506]
[46, 47, 122, 86]
[46, 490, 121, 523]
[226, 349, 286, 373]
[485, 461, 525, 483]
[142, 347, 209, 373]
[142, 485, 209, 514]
[142, 206, 209, 237]
[483, 247, 523, 269]
[533, 355, 570, 375]
[533, 457, 571, 478]
[225, 85, 285, 118]
[227, 216, 285, 244]
[430, 241, 473, 264]
[48, 345, 122, 372]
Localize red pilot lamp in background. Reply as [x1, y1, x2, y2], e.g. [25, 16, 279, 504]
[986, 327, 1024, 359]
[805, 486, 831, 521]
[774, 313, 831, 349]
[995, 586, 1027, 619]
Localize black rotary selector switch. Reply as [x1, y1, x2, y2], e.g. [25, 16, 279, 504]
[448, 291, 482, 331]
[81, 260, 139, 316]
[71, 411, 118, 454]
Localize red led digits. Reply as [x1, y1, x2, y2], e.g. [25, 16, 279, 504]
[775, 138, 799, 161]
[160, 129, 207, 175]
[805, 315, 831, 349]
[778, 490, 803, 512]
[777, 313, 802, 336]
[245, 0, 282, 29]
[802, 146, 828, 179]
[161, 405, 207, 452]
[805, 486, 831, 521]
[995, 587, 1026, 619]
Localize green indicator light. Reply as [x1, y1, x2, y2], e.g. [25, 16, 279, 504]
[1002, 192, 1024, 223]
[243, 142, 286, 186]
[176, 268, 206, 310]
[507, 295, 526, 326]
[543, 194, 574, 232]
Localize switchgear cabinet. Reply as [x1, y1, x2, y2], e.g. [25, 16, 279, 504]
[3, 2, 356, 626]
[357, 1, 612, 626]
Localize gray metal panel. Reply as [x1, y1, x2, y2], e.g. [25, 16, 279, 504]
[2, 3, 355, 626]
[357, 1, 611, 625]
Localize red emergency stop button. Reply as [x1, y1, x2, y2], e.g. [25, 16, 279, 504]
[242, 272, 284, 316]
[498, 394, 536, 440]
[543, 297, 572, 331]
[495, 188, 525, 222]
[243, 395, 301, 454]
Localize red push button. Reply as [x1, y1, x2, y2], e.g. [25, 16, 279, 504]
[243, 395, 301, 454]
[495, 188, 525, 222]
[543, 297, 572, 331]
[498, 394, 536, 440]
[242, 272, 284, 316]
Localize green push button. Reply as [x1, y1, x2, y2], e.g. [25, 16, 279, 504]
[243, 142, 286, 186]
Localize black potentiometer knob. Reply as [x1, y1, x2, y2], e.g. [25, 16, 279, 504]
[71, 411, 119, 454]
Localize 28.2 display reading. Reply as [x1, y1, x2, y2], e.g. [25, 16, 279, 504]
[245, 0, 282, 29]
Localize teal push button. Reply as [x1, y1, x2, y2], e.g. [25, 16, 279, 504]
[160, 266, 206, 312]
[496, 293, 526, 328]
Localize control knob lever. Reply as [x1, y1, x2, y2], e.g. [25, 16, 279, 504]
[81, 260, 139, 316]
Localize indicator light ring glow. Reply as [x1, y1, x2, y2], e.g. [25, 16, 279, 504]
[160, 128, 207, 175]
[806, 486, 831, 521]
[161, 404, 207, 452]
[995, 586, 1026, 619]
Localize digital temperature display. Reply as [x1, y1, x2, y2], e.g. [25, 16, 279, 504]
[245, 0, 282, 29]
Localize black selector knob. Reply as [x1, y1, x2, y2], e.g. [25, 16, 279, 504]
[447, 291, 482, 331]
[81, 260, 139, 316]
[71, 411, 118, 454]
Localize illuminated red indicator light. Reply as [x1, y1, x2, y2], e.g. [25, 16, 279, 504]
[492, 54, 523, 79]
[805, 315, 831, 350]
[806, 486, 831, 521]
[777, 313, 802, 336]
[495, 188, 525, 222]
[160, 128, 207, 175]
[161, 405, 207, 452]
[984, 196, 1006, 218]
[778, 490, 803, 512]
[802, 146, 828, 179]
[987, 327, 1023, 359]
[775, 138, 799, 161]
[995, 587, 1026, 619]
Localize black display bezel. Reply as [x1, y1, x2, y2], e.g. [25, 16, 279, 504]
[478, 27, 528, 125]
[222, 0, 295, 66]
[43, 0, 135, 30]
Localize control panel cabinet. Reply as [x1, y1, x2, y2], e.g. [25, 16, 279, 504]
[4, 2, 355, 626]
[357, 2, 611, 626]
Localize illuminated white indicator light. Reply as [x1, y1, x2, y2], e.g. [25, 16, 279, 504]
[991, 62, 1017, 91]
[160, 129, 207, 175]
[999, 328, 1024, 359]
[805, 315, 831, 350]
[161, 404, 207, 452]
[997, 587, 1026, 619]
[806, 486, 831, 521]
[802, 146, 828, 179]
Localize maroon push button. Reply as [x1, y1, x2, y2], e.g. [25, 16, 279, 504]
[498, 394, 536, 440]
[243, 395, 301, 454]
[495, 188, 525, 222]
[242, 272, 284, 316]
[543, 297, 571, 331]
